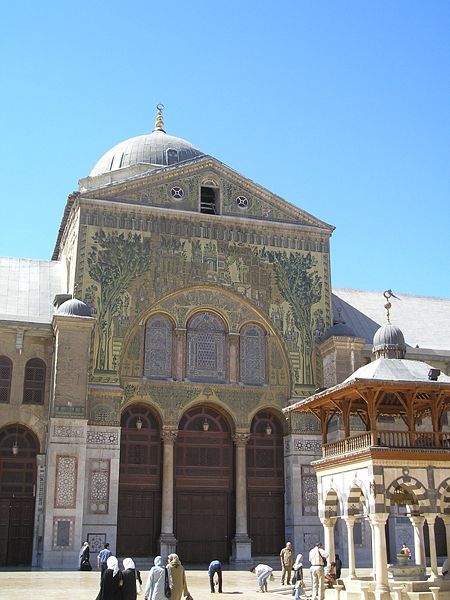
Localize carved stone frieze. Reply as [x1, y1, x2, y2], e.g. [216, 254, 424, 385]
[53, 425, 85, 439]
[86, 430, 119, 446]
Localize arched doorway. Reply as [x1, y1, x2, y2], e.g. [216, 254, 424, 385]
[117, 405, 162, 557]
[0, 423, 39, 566]
[247, 410, 284, 555]
[175, 405, 234, 562]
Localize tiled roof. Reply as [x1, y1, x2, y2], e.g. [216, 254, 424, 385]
[332, 289, 450, 351]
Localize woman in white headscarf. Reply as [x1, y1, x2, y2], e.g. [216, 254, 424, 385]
[144, 555, 166, 600]
[122, 557, 142, 600]
[96, 555, 123, 600]
[292, 553, 304, 599]
[79, 541, 92, 571]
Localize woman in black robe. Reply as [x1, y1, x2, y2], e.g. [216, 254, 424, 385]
[96, 555, 123, 600]
[122, 557, 142, 600]
[79, 541, 92, 571]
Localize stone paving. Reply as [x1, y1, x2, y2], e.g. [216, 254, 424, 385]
[0, 568, 305, 600]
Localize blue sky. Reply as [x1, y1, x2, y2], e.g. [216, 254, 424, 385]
[1, 1, 449, 298]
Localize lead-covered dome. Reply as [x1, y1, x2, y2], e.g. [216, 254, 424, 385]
[372, 322, 406, 359]
[89, 106, 204, 177]
[56, 298, 92, 317]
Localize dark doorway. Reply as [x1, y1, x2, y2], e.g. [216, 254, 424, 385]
[117, 405, 162, 557]
[0, 424, 38, 566]
[247, 411, 285, 555]
[175, 405, 234, 562]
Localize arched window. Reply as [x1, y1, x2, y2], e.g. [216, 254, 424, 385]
[23, 359, 45, 405]
[0, 356, 12, 404]
[0, 424, 39, 495]
[144, 316, 173, 379]
[240, 324, 266, 385]
[186, 312, 227, 382]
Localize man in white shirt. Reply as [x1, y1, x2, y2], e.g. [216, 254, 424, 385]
[250, 564, 273, 593]
[309, 542, 329, 600]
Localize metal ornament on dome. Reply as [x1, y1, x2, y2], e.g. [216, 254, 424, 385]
[372, 290, 406, 360]
[154, 103, 165, 132]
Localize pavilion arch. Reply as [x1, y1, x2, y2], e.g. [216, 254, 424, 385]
[385, 475, 429, 513]
[436, 477, 450, 514]
[323, 486, 343, 518]
[346, 483, 369, 517]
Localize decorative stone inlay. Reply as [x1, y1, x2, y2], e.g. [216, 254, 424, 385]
[90, 404, 119, 426]
[89, 459, 110, 513]
[291, 413, 320, 433]
[302, 464, 318, 516]
[233, 432, 250, 447]
[87, 430, 119, 446]
[55, 456, 77, 508]
[87, 532, 106, 554]
[53, 517, 74, 549]
[54, 425, 84, 439]
[295, 438, 322, 453]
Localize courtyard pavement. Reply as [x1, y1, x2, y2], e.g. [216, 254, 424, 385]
[0, 568, 306, 600]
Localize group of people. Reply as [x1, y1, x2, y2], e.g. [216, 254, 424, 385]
[78, 542, 193, 600]
[249, 541, 342, 599]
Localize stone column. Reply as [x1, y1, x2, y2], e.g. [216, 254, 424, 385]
[426, 513, 439, 581]
[369, 513, 390, 600]
[228, 333, 240, 383]
[369, 518, 376, 578]
[174, 329, 186, 380]
[440, 514, 450, 563]
[343, 516, 357, 579]
[159, 429, 178, 559]
[321, 517, 336, 562]
[231, 432, 252, 563]
[409, 515, 426, 566]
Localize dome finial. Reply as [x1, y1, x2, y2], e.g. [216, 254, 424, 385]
[154, 103, 165, 132]
[383, 289, 400, 323]
[372, 290, 406, 359]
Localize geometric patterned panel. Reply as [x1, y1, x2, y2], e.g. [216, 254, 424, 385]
[301, 464, 318, 516]
[240, 324, 265, 384]
[55, 455, 77, 508]
[89, 459, 110, 514]
[52, 517, 74, 549]
[144, 315, 173, 378]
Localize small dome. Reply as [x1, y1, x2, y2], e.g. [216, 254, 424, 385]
[56, 298, 92, 317]
[372, 322, 406, 359]
[321, 322, 356, 342]
[89, 129, 204, 177]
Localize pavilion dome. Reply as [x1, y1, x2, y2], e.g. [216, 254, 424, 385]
[56, 298, 92, 318]
[89, 105, 204, 177]
[321, 321, 356, 342]
[372, 322, 406, 359]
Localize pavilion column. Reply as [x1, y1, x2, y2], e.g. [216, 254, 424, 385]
[231, 433, 252, 563]
[409, 515, 426, 566]
[369, 519, 376, 578]
[441, 515, 450, 561]
[426, 513, 439, 581]
[321, 517, 336, 563]
[159, 429, 178, 559]
[343, 516, 357, 579]
[369, 513, 390, 600]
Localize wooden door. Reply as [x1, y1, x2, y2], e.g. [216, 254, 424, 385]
[248, 491, 284, 555]
[117, 490, 160, 557]
[176, 491, 230, 562]
[0, 498, 35, 566]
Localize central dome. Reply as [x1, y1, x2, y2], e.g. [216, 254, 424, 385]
[89, 106, 204, 177]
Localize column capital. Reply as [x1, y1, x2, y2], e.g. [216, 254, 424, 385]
[369, 512, 389, 526]
[409, 515, 425, 527]
[321, 517, 337, 528]
[161, 429, 178, 444]
[343, 515, 357, 525]
[233, 432, 250, 447]
[425, 512, 438, 524]
[439, 513, 450, 525]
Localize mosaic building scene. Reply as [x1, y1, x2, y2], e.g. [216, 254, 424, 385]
[0, 108, 449, 592]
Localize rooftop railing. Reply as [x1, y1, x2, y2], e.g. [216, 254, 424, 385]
[322, 430, 450, 458]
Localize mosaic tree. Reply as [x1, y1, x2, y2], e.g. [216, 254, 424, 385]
[88, 230, 151, 370]
[265, 251, 322, 384]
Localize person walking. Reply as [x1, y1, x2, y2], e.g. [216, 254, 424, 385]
[250, 564, 273, 593]
[292, 554, 304, 599]
[144, 556, 166, 600]
[167, 553, 192, 600]
[208, 559, 222, 593]
[96, 556, 124, 600]
[122, 558, 142, 600]
[334, 554, 342, 579]
[79, 541, 92, 571]
[98, 543, 113, 580]
[309, 542, 329, 600]
[280, 541, 294, 585]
